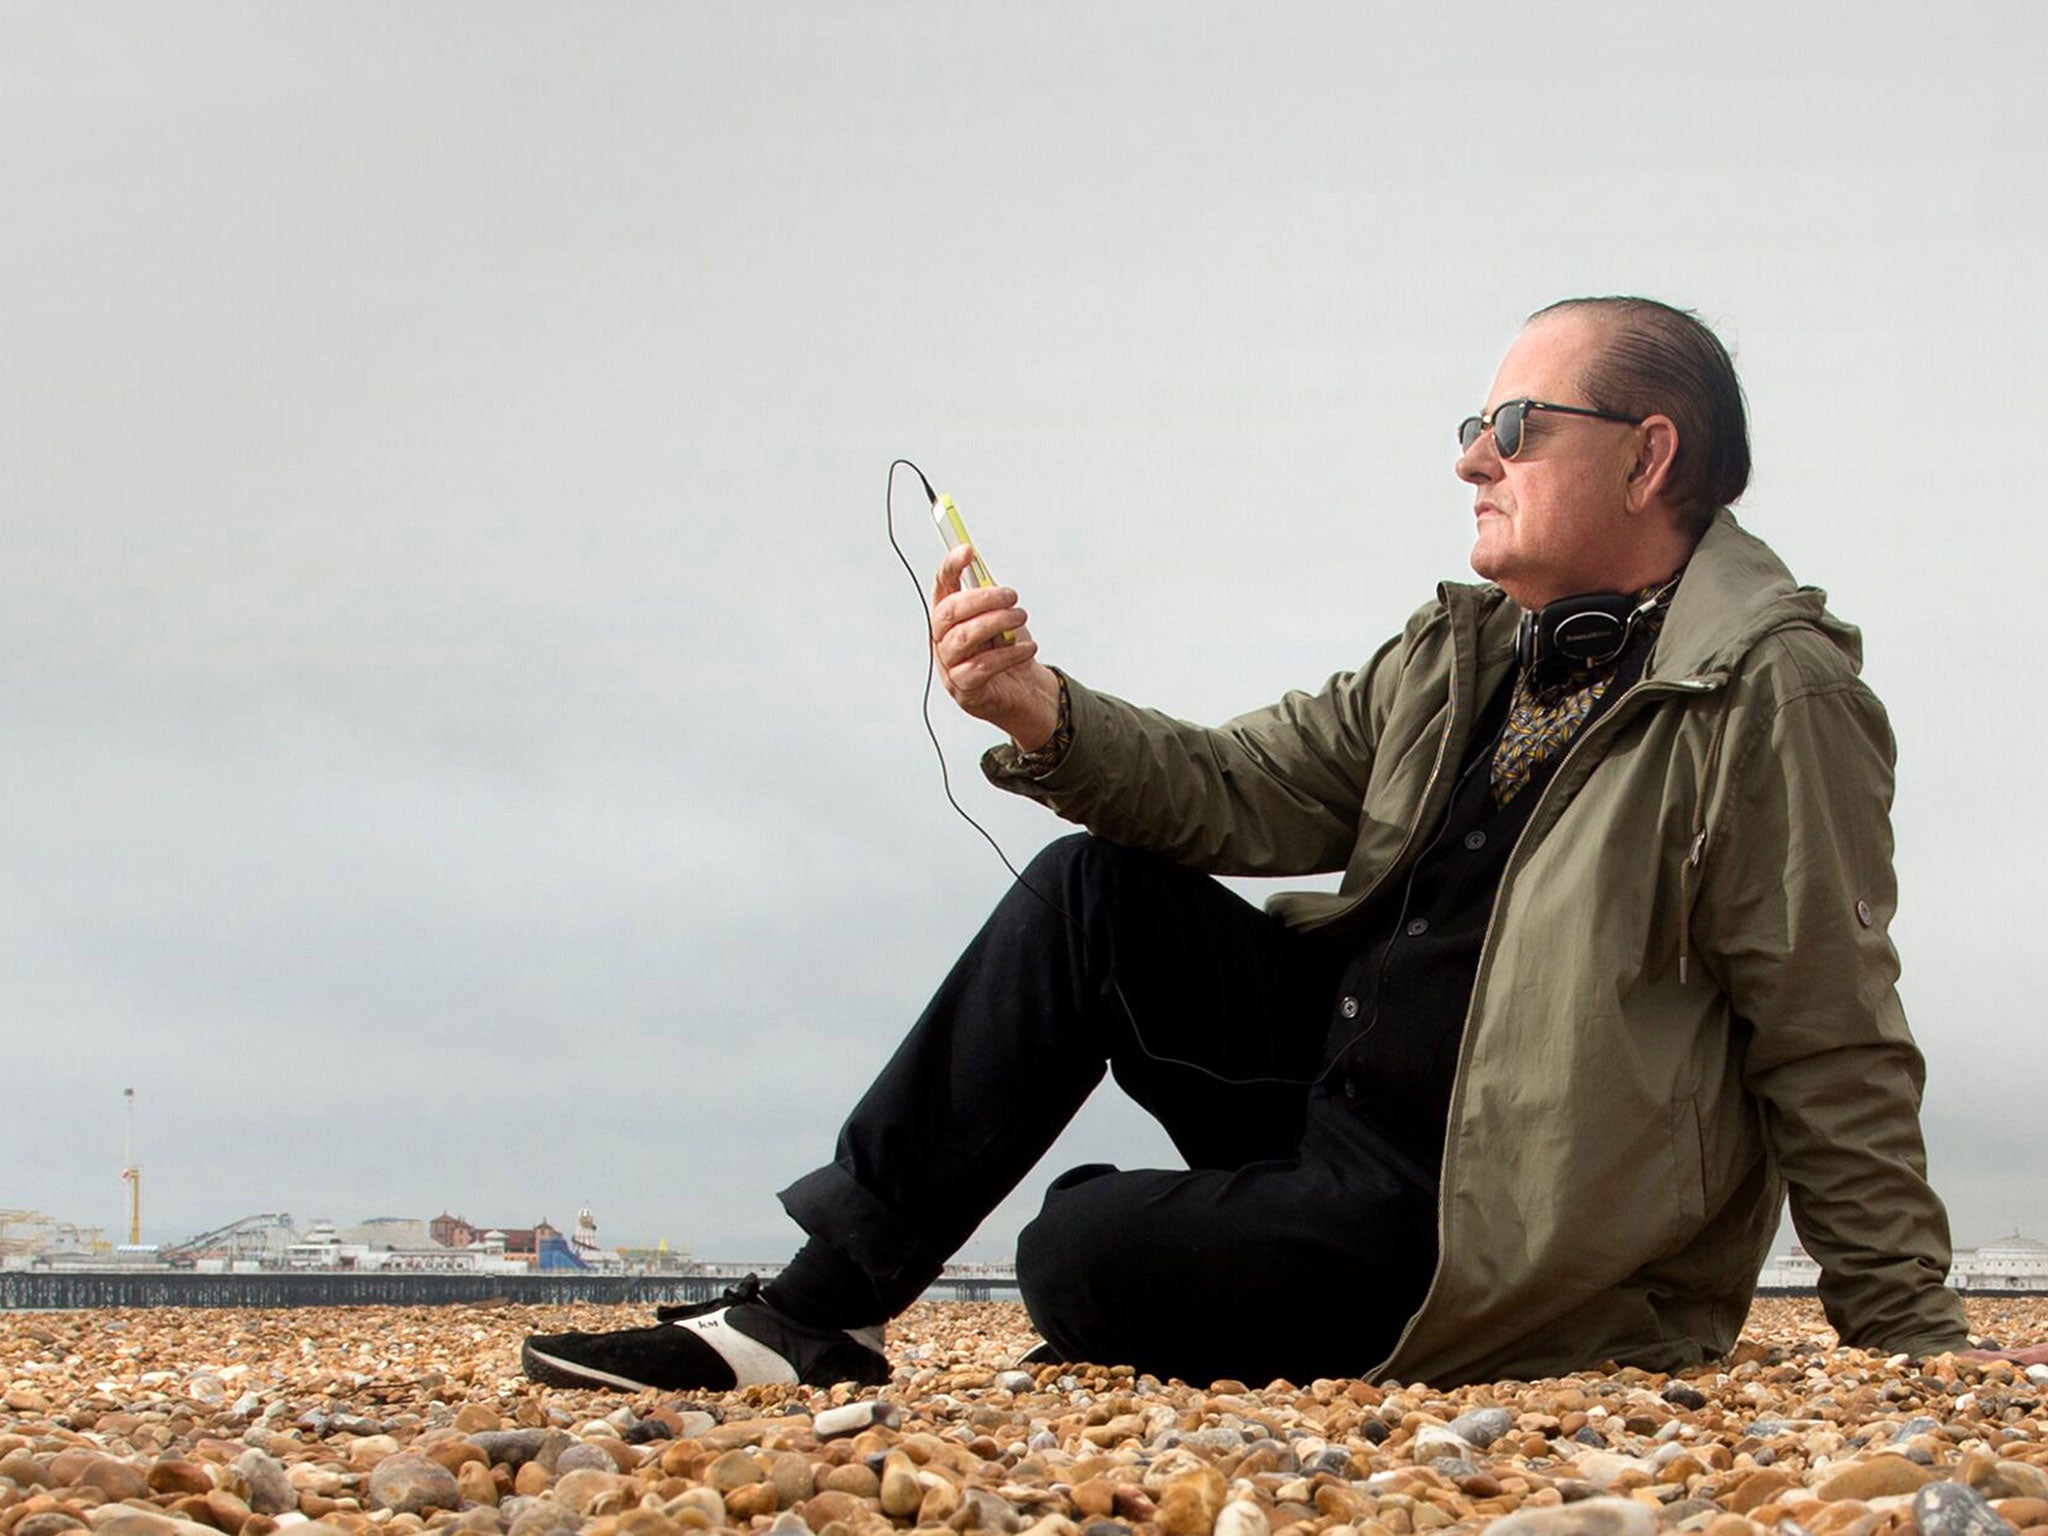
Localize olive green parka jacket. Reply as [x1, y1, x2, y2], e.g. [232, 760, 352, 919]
[985, 511, 1970, 1387]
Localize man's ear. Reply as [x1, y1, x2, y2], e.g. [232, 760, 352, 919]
[1625, 415, 1680, 514]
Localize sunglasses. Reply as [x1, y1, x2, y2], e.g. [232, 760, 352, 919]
[1458, 398, 1644, 460]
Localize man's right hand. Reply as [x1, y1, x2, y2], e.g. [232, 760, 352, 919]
[931, 543, 1062, 752]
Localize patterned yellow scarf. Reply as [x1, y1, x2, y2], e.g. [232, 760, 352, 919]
[1489, 581, 1676, 806]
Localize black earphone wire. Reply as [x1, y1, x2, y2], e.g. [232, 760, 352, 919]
[886, 459, 1323, 1090]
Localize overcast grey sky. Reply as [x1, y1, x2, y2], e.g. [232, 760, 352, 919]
[5, 3, 2044, 1263]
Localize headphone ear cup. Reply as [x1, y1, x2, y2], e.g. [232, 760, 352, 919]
[1521, 593, 1640, 687]
[1550, 606, 1628, 663]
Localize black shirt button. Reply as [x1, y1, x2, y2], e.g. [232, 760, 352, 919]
[1464, 830, 1487, 850]
[1405, 917, 1430, 937]
[1339, 995, 1360, 1019]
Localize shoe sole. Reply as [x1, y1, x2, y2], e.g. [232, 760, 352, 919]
[520, 1338, 659, 1392]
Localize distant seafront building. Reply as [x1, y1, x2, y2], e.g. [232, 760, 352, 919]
[429, 1209, 624, 1272]
[279, 1217, 526, 1273]
[0, 1206, 632, 1274]
[1755, 1231, 2048, 1292]
[1954, 1232, 2048, 1289]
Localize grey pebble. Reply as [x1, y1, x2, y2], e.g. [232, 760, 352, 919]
[241, 1429, 298, 1459]
[231, 1449, 295, 1516]
[228, 1392, 262, 1419]
[996, 1371, 1036, 1394]
[1914, 1481, 2011, 1536]
[551, 1444, 614, 1474]
[366, 1453, 461, 1516]
[1448, 1407, 1515, 1448]
[1083, 1524, 1133, 1536]
[1183, 1427, 1244, 1455]
[1573, 1425, 1608, 1447]
[468, 1429, 554, 1468]
[1660, 1383, 1708, 1411]
[1307, 1447, 1351, 1476]
[1359, 1419, 1392, 1445]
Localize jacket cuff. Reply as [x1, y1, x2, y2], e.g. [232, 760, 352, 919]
[1002, 669, 1074, 776]
[982, 672, 1114, 804]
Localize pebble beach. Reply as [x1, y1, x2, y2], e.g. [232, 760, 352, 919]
[5, 1298, 2048, 1536]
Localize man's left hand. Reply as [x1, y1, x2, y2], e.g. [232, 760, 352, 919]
[1955, 1343, 2048, 1367]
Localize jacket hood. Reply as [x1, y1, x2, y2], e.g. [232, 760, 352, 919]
[1648, 510, 1864, 684]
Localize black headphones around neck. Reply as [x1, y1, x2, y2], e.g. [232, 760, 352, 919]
[1515, 587, 1671, 691]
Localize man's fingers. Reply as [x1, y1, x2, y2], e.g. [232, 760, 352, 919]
[944, 640, 1040, 697]
[1954, 1342, 2048, 1366]
[931, 583, 1023, 645]
[937, 604, 1028, 659]
[930, 543, 977, 607]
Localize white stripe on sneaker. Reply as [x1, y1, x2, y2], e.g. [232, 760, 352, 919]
[672, 1308, 799, 1386]
[522, 1344, 658, 1393]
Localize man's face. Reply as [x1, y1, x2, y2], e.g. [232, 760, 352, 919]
[1458, 313, 1643, 610]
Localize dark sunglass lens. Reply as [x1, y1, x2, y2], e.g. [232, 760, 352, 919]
[1494, 401, 1525, 458]
[1458, 416, 1483, 450]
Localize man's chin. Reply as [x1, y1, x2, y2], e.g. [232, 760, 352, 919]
[1468, 540, 1510, 589]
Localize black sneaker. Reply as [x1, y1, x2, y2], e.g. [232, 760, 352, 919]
[520, 1275, 890, 1392]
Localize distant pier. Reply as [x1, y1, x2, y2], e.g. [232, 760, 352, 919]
[0, 1263, 1021, 1311]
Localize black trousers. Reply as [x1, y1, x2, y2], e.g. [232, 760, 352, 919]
[778, 834, 1439, 1384]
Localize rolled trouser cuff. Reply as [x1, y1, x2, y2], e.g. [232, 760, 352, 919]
[777, 1162, 949, 1314]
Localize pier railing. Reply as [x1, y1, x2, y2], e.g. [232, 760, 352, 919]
[0, 1263, 1021, 1311]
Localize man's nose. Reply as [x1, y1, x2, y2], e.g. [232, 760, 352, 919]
[1456, 430, 1501, 485]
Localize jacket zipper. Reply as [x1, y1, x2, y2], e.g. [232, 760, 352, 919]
[1677, 690, 1735, 986]
[1367, 669, 1719, 1383]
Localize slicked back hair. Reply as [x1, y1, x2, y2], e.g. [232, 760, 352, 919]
[1530, 296, 1751, 533]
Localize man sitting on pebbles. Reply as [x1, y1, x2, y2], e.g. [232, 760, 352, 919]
[524, 296, 2038, 1394]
